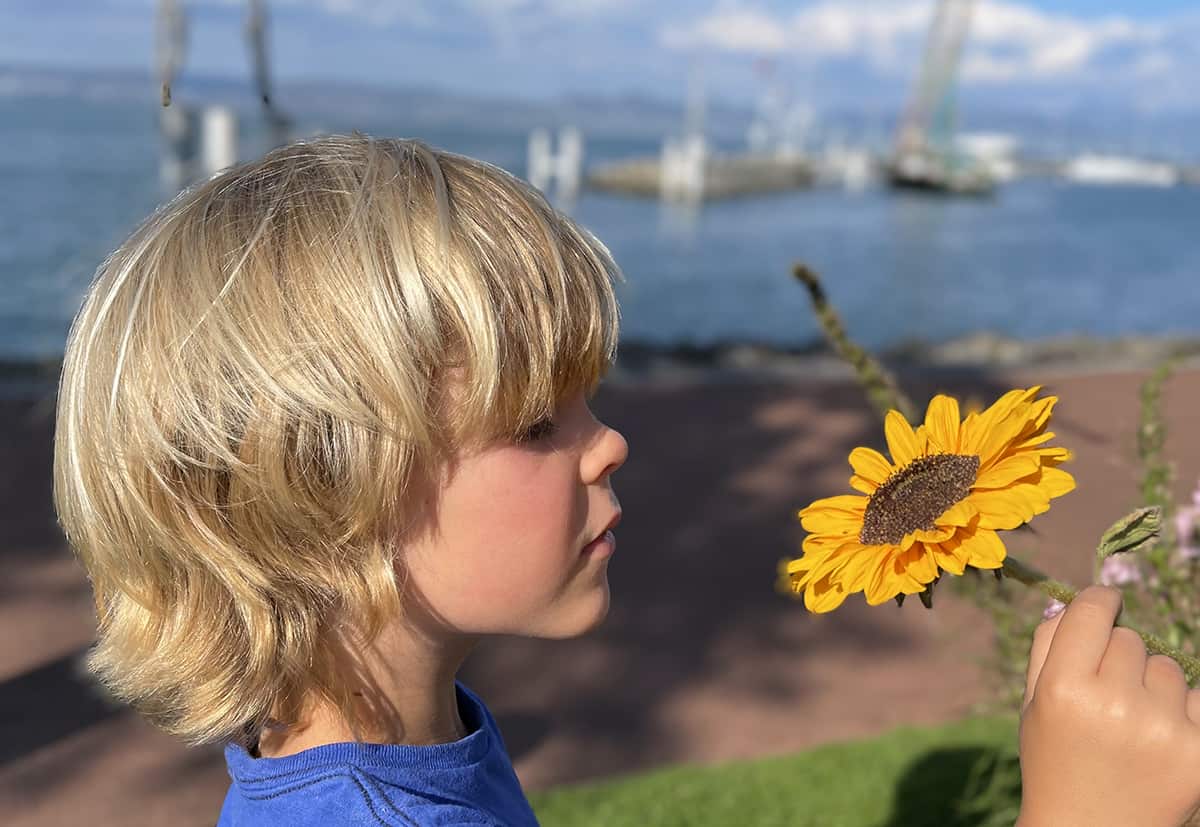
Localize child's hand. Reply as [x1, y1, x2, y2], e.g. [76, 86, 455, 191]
[1017, 586, 1200, 827]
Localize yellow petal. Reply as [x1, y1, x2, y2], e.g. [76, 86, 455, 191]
[931, 541, 967, 575]
[974, 454, 1041, 489]
[799, 494, 867, 517]
[1035, 446, 1072, 464]
[885, 410, 924, 466]
[890, 549, 928, 595]
[978, 405, 1037, 470]
[790, 552, 835, 591]
[849, 446, 893, 485]
[849, 475, 877, 495]
[1015, 431, 1057, 450]
[958, 411, 985, 456]
[970, 485, 1050, 530]
[923, 395, 962, 454]
[936, 499, 978, 528]
[892, 544, 920, 574]
[837, 546, 884, 592]
[913, 525, 956, 544]
[1012, 401, 1053, 446]
[865, 554, 902, 605]
[799, 514, 861, 537]
[906, 545, 940, 584]
[799, 495, 867, 534]
[1030, 395, 1057, 430]
[822, 540, 874, 582]
[974, 388, 1042, 445]
[802, 533, 841, 554]
[789, 537, 852, 588]
[804, 573, 850, 612]
[915, 423, 930, 448]
[979, 387, 1035, 425]
[1037, 466, 1076, 499]
[958, 527, 1007, 568]
[785, 556, 813, 576]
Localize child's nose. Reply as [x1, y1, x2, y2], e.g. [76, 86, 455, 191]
[583, 424, 628, 484]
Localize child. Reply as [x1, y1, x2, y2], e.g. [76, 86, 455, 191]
[53, 135, 626, 825]
[52, 134, 1200, 826]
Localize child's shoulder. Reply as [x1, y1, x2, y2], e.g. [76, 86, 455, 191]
[217, 684, 539, 827]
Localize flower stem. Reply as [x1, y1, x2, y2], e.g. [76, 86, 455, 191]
[792, 263, 917, 423]
[1001, 554, 1200, 685]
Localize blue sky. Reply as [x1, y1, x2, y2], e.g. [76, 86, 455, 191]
[3, 1, 1198, 111]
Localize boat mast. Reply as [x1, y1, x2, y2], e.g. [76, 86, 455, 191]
[896, 0, 976, 158]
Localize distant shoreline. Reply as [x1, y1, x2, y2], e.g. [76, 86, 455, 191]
[5, 332, 1199, 400]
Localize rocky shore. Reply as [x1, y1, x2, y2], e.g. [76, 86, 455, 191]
[610, 332, 1200, 385]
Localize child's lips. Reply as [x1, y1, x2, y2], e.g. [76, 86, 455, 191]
[582, 529, 617, 557]
[582, 511, 622, 556]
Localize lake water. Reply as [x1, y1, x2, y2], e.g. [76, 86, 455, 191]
[3, 92, 1198, 361]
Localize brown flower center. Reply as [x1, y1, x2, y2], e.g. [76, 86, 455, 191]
[859, 453, 979, 546]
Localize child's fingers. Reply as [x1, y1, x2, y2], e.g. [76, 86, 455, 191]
[1098, 626, 1148, 686]
[1143, 655, 1188, 709]
[1039, 586, 1123, 683]
[1188, 688, 1200, 726]
[1024, 611, 1065, 712]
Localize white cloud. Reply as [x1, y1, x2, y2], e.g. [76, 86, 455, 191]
[661, 8, 790, 53]
[966, 2, 1163, 81]
[661, 1, 931, 65]
[469, 0, 634, 15]
[660, 1, 1180, 86]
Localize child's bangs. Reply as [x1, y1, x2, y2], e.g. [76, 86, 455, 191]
[428, 153, 622, 443]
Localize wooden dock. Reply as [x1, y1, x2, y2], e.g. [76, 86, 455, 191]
[586, 153, 816, 201]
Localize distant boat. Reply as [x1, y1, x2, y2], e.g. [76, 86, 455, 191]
[957, 132, 1020, 182]
[886, 149, 994, 196]
[1062, 154, 1179, 188]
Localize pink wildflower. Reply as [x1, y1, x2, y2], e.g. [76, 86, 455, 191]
[1099, 554, 1142, 586]
[1175, 480, 1200, 562]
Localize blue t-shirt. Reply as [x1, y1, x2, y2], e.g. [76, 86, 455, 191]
[218, 683, 539, 826]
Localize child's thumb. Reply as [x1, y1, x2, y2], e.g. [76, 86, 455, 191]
[1023, 610, 1066, 713]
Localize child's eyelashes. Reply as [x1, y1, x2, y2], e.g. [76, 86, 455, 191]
[516, 417, 557, 444]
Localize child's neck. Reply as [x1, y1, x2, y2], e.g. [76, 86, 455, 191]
[257, 619, 478, 757]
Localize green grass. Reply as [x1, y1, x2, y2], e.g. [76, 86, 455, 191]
[529, 715, 1023, 827]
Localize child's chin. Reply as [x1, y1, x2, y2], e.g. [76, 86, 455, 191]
[536, 583, 611, 639]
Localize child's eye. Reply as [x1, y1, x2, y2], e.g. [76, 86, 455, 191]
[517, 417, 557, 443]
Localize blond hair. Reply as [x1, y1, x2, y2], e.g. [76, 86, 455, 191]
[53, 135, 620, 745]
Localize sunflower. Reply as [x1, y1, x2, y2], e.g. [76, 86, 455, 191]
[782, 386, 1075, 612]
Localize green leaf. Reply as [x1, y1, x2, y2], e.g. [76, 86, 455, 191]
[1097, 506, 1162, 562]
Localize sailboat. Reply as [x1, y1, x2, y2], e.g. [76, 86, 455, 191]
[887, 0, 994, 196]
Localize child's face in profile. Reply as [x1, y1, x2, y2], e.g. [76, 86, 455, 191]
[402, 391, 628, 640]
